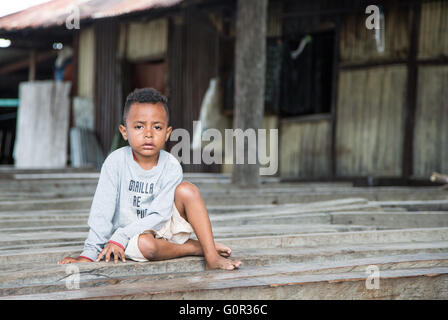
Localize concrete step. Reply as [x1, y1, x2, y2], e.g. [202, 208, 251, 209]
[1, 241, 447, 292]
[0, 196, 367, 211]
[199, 191, 448, 205]
[1, 183, 445, 204]
[0, 209, 88, 220]
[0, 197, 93, 211]
[208, 224, 378, 238]
[0, 198, 373, 220]
[0, 223, 377, 237]
[0, 224, 378, 249]
[1, 228, 447, 265]
[0, 197, 382, 215]
[222, 227, 448, 249]
[0, 219, 88, 228]
[3, 263, 448, 300]
[372, 200, 448, 211]
[330, 211, 448, 229]
[0, 213, 328, 228]
[0, 180, 98, 194]
[5, 207, 447, 231]
[0, 241, 84, 251]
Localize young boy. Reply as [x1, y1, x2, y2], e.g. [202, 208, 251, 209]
[58, 88, 241, 270]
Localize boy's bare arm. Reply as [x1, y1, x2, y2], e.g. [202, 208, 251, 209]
[57, 242, 126, 264]
[96, 242, 126, 263]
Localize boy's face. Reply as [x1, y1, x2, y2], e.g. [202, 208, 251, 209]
[119, 102, 172, 160]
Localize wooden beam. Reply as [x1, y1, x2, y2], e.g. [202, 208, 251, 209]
[0, 50, 57, 76]
[339, 59, 408, 70]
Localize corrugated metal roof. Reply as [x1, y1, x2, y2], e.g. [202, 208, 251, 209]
[0, 0, 183, 32]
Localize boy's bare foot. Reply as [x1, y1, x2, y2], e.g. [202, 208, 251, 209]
[186, 240, 240, 269]
[215, 242, 232, 257]
[205, 255, 242, 271]
[188, 240, 232, 258]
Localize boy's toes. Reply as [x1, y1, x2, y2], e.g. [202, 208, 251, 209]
[220, 250, 231, 257]
[224, 263, 235, 270]
[232, 259, 242, 269]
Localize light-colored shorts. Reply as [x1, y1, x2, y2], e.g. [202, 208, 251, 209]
[124, 204, 194, 262]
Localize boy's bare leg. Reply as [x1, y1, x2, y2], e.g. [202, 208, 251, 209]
[138, 182, 242, 270]
[174, 182, 241, 270]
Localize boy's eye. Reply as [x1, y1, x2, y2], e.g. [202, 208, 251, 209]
[135, 125, 143, 130]
[154, 125, 162, 130]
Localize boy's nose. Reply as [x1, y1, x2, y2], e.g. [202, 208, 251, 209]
[144, 129, 153, 138]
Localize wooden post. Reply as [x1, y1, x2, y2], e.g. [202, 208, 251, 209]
[232, 0, 268, 187]
[330, 16, 340, 179]
[402, 3, 421, 179]
[28, 49, 36, 81]
[71, 31, 79, 97]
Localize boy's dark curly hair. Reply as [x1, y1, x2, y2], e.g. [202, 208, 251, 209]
[122, 88, 169, 125]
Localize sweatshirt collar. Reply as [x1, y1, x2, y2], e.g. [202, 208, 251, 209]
[128, 146, 165, 176]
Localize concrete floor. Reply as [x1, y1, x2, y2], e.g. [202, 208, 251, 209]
[0, 171, 447, 299]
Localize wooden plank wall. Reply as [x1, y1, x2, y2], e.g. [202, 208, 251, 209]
[413, 66, 448, 177]
[418, 1, 448, 60]
[15, 81, 71, 168]
[270, 0, 334, 180]
[280, 116, 331, 178]
[167, 9, 220, 173]
[94, 21, 122, 155]
[336, 66, 407, 177]
[335, 5, 411, 178]
[124, 19, 168, 61]
[339, 7, 410, 65]
[413, 1, 448, 177]
[77, 27, 94, 99]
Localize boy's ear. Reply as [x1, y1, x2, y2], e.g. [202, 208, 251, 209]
[165, 126, 173, 142]
[119, 124, 128, 141]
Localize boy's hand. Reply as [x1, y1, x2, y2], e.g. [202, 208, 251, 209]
[58, 256, 92, 264]
[97, 242, 126, 263]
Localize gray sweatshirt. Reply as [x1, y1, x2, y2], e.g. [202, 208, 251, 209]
[80, 146, 183, 261]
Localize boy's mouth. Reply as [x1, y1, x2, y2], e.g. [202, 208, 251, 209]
[142, 143, 155, 150]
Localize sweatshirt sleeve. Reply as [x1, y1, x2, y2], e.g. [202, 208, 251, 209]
[79, 156, 119, 261]
[109, 161, 183, 249]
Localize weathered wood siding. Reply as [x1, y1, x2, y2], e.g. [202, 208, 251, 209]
[94, 21, 121, 155]
[413, 66, 448, 177]
[339, 7, 410, 64]
[280, 116, 331, 178]
[418, 1, 448, 59]
[412, 1, 448, 178]
[77, 27, 94, 98]
[336, 65, 407, 177]
[267, 1, 282, 37]
[167, 10, 220, 173]
[123, 19, 168, 61]
[222, 115, 279, 176]
[15, 81, 71, 168]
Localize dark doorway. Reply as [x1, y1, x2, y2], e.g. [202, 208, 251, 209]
[280, 30, 335, 117]
[131, 59, 167, 95]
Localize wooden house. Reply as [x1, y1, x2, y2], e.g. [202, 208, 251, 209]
[0, 0, 446, 184]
